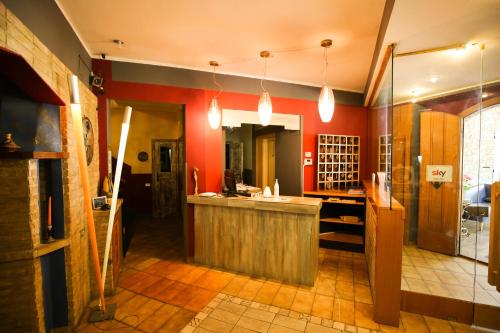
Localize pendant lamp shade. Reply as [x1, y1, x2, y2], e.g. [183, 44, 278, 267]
[318, 85, 335, 122]
[208, 97, 222, 129]
[258, 91, 272, 126]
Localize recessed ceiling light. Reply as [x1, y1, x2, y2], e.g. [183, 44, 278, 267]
[482, 92, 488, 98]
[430, 77, 438, 83]
[411, 98, 417, 104]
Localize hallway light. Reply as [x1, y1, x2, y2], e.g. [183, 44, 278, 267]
[258, 51, 272, 126]
[208, 61, 222, 130]
[318, 39, 335, 123]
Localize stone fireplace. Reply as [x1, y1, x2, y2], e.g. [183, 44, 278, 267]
[0, 3, 100, 331]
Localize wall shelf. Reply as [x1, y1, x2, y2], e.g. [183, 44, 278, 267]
[0, 151, 68, 159]
[0, 238, 69, 263]
[319, 232, 364, 245]
[320, 217, 364, 226]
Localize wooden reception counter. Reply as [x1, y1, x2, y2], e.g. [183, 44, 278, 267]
[187, 195, 322, 285]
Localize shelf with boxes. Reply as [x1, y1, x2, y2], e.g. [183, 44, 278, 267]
[317, 134, 360, 190]
[304, 189, 366, 252]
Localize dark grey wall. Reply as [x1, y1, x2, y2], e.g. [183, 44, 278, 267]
[112, 61, 365, 106]
[3, 0, 91, 85]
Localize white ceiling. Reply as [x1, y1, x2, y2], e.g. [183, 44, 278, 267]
[367, 0, 500, 105]
[55, 0, 386, 93]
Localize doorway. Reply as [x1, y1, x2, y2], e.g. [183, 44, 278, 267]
[256, 133, 276, 190]
[152, 139, 182, 218]
[459, 103, 500, 263]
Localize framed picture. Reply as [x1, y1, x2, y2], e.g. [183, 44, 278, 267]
[92, 196, 107, 210]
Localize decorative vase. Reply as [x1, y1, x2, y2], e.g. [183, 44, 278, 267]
[0, 133, 21, 152]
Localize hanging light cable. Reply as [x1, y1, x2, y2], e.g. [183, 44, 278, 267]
[207, 61, 222, 129]
[318, 39, 335, 123]
[258, 51, 272, 126]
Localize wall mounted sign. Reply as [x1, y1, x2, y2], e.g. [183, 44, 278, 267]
[426, 165, 453, 185]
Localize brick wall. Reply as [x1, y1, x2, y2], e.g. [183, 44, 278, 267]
[0, 1, 100, 330]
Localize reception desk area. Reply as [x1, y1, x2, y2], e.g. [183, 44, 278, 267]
[187, 195, 322, 285]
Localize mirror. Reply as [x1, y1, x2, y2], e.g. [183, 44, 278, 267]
[222, 123, 302, 196]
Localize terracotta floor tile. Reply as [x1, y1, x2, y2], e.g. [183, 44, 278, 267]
[183, 288, 218, 312]
[290, 290, 315, 314]
[311, 294, 334, 319]
[163, 262, 196, 281]
[448, 321, 476, 333]
[254, 281, 281, 304]
[423, 316, 453, 333]
[332, 298, 354, 324]
[121, 298, 163, 327]
[354, 283, 373, 304]
[354, 302, 379, 330]
[127, 273, 162, 294]
[143, 261, 173, 277]
[380, 321, 405, 333]
[134, 257, 160, 271]
[137, 303, 180, 333]
[222, 276, 250, 296]
[238, 279, 264, 300]
[168, 284, 203, 307]
[155, 281, 189, 303]
[141, 278, 175, 299]
[115, 294, 150, 322]
[400, 311, 429, 333]
[271, 286, 297, 309]
[335, 280, 354, 301]
[316, 276, 336, 297]
[107, 289, 136, 306]
[194, 270, 234, 291]
[336, 267, 354, 282]
[157, 308, 196, 333]
[179, 266, 209, 284]
[119, 271, 150, 289]
[354, 270, 370, 285]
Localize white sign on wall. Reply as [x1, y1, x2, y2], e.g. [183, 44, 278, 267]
[426, 165, 453, 182]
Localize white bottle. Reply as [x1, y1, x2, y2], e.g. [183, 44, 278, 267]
[274, 179, 279, 198]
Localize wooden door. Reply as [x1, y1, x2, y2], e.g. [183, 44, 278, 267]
[256, 133, 276, 190]
[152, 140, 179, 218]
[418, 111, 460, 255]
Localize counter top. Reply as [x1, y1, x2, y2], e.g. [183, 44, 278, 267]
[187, 195, 322, 215]
[363, 181, 404, 211]
[304, 190, 366, 198]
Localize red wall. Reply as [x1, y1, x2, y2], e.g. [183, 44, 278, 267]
[92, 59, 369, 194]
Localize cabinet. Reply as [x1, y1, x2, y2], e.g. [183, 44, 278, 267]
[317, 134, 360, 190]
[304, 190, 365, 252]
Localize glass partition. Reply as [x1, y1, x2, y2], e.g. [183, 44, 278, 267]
[368, 48, 393, 204]
[392, 43, 483, 305]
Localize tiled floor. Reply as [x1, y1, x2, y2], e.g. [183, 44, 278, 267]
[76, 217, 482, 332]
[460, 219, 490, 263]
[401, 245, 500, 306]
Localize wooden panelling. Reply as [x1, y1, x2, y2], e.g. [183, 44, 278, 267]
[474, 303, 500, 330]
[418, 111, 460, 255]
[489, 182, 500, 291]
[190, 196, 320, 285]
[401, 290, 473, 324]
[365, 183, 404, 326]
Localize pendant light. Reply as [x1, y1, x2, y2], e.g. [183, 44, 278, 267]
[318, 39, 335, 123]
[207, 61, 222, 129]
[258, 51, 272, 126]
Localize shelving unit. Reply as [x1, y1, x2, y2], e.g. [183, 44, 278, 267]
[317, 134, 360, 190]
[304, 190, 366, 252]
[378, 134, 392, 181]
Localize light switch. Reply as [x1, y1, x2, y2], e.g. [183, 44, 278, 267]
[305, 152, 312, 158]
[304, 158, 313, 166]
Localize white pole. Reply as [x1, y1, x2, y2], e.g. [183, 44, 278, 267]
[100, 106, 132, 299]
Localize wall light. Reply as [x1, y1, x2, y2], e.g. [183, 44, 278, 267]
[430, 76, 439, 83]
[207, 61, 222, 129]
[258, 51, 272, 126]
[318, 39, 335, 123]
